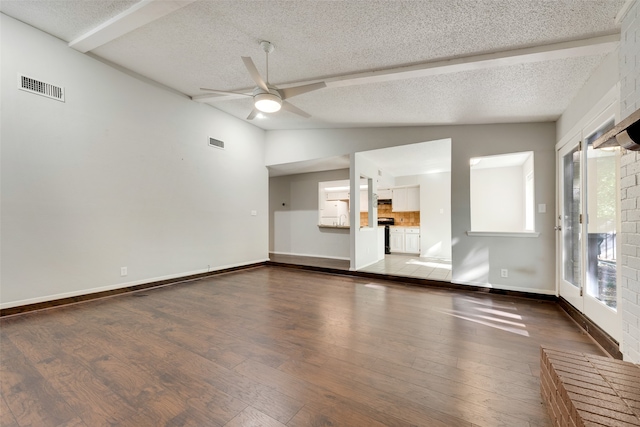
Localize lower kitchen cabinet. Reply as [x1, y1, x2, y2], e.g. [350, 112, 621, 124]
[390, 229, 405, 253]
[405, 229, 420, 253]
[389, 227, 420, 254]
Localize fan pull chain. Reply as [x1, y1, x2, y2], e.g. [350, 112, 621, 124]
[266, 50, 269, 84]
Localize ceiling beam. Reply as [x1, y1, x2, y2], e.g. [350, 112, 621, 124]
[323, 34, 620, 88]
[68, 0, 197, 53]
[615, 0, 636, 24]
[193, 34, 619, 103]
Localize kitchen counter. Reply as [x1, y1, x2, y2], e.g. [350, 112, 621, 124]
[318, 224, 350, 229]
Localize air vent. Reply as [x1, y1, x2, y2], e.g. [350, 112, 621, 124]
[18, 74, 65, 102]
[208, 137, 225, 149]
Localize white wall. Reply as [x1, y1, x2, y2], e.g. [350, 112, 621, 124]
[556, 51, 619, 141]
[619, 0, 640, 363]
[269, 169, 350, 259]
[471, 166, 524, 232]
[555, 0, 640, 362]
[0, 15, 268, 308]
[266, 122, 557, 294]
[351, 153, 381, 270]
[395, 173, 452, 259]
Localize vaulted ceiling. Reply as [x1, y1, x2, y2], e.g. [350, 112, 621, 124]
[0, 0, 627, 130]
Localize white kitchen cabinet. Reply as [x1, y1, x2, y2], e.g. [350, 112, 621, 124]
[390, 228, 405, 253]
[404, 228, 420, 253]
[392, 186, 420, 212]
[392, 188, 407, 212]
[326, 191, 349, 200]
[389, 226, 420, 253]
[378, 188, 392, 200]
[407, 187, 420, 211]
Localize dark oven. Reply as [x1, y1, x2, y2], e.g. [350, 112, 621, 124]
[377, 217, 395, 254]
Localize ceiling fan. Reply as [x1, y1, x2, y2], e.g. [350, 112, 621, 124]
[200, 41, 327, 120]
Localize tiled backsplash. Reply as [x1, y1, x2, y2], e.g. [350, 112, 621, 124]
[360, 204, 420, 227]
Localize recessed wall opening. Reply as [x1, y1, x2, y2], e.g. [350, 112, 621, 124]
[470, 151, 535, 233]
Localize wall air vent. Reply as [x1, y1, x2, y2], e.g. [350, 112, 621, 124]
[18, 74, 65, 102]
[208, 137, 225, 149]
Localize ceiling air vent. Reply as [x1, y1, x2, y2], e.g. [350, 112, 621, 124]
[18, 74, 65, 102]
[208, 137, 225, 150]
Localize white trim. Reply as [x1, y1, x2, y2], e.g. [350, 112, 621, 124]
[452, 279, 557, 296]
[68, 0, 198, 53]
[615, 0, 636, 25]
[556, 84, 620, 151]
[466, 231, 540, 238]
[0, 258, 267, 310]
[269, 251, 350, 261]
[353, 259, 382, 270]
[195, 35, 620, 103]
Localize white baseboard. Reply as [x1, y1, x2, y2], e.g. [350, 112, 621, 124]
[0, 258, 268, 310]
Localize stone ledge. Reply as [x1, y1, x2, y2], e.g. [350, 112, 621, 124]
[541, 346, 640, 426]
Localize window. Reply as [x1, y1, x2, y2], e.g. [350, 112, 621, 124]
[470, 151, 535, 233]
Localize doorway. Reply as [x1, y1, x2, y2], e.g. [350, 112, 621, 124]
[354, 139, 452, 279]
[557, 105, 621, 341]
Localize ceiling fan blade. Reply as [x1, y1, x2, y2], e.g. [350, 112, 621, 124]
[241, 56, 269, 92]
[281, 101, 311, 118]
[199, 88, 252, 97]
[246, 108, 260, 120]
[280, 82, 327, 100]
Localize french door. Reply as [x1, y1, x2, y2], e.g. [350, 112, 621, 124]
[557, 107, 621, 341]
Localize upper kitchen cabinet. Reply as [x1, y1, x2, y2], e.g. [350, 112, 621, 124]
[392, 186, 420, 212]
[326, 191, 349, 201]
[378, 188, 392, 200]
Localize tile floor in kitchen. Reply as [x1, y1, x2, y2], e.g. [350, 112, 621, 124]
[358, 253, 452, 281]
[269, 253, 452, 282]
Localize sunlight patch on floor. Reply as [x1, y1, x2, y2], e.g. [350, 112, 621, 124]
[438, 308, 529, 337]
[406, 259, 452, 270]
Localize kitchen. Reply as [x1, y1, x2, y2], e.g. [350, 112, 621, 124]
[269, 139, 452, 279]
[318, 180, 422, 256]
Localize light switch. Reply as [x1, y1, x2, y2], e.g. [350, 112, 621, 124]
[251, 210, 257, 216]
[538, 204, 546, 213]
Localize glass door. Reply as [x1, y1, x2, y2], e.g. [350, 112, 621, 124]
[557, 107, 621, 341]
[558, 135, 583, 311]
[583, 118, 620, 339]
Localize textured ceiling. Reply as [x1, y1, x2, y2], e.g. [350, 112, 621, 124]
[0, 0, 626, 131]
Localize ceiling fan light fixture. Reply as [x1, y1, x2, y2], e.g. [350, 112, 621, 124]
[254, 93, 282, 113]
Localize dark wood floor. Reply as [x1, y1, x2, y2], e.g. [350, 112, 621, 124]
[269, 253, 350, 270]
[1, 266, 605, 427]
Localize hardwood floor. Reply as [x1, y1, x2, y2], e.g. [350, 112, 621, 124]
[1, 266, 606, 426]
[269, 253, 350, 270]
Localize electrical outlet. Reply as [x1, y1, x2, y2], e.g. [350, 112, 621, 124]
[500, 269, 508, 278]
[251, 210, 257, 216]
[121, 267, 128, 277]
